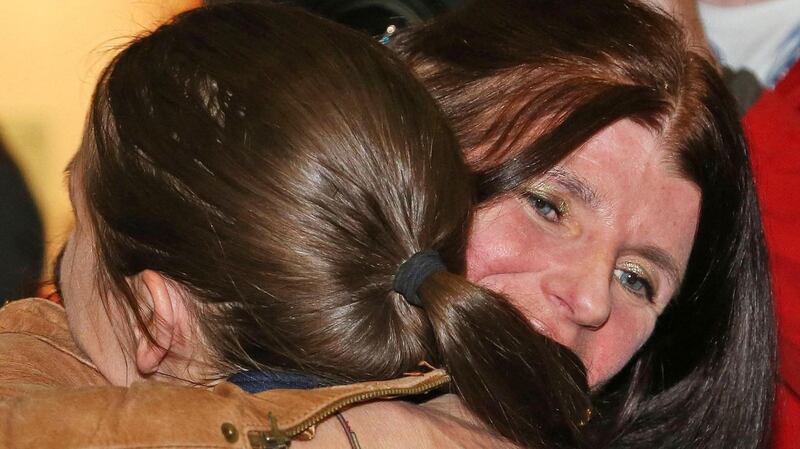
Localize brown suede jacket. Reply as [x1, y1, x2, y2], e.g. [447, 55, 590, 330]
[0, 298, 452, 449]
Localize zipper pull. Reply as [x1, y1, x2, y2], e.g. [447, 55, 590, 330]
[247, 413, 292, 449]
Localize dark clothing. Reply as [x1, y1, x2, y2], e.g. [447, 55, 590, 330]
[228, 369, 330, 393]
[0, 145, 43, 304]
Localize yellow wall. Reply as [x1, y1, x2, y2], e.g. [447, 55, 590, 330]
[0, 0, 200, 277]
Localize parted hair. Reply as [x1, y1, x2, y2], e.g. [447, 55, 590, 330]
[393, 1, 775, 448]
[80, 2, 592, 448]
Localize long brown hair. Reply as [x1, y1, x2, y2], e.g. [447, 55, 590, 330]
[393, 1, 775, 448]
[79, 2, 591, 448]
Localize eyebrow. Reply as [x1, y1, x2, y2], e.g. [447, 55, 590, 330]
[636, 245, 682, 286]
[541, 167, 683, 286]
[544, 167, 604, 211]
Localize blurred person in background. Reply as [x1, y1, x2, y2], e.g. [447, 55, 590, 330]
[0, 134, 43, 304]
[699, 0, 800, 103]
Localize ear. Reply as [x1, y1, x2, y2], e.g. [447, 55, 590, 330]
[134, 270, 183, 375]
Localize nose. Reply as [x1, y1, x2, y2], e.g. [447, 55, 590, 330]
[542, 257, 613, 329]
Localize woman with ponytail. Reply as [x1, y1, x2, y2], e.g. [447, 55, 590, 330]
[0, 2, 590, 448]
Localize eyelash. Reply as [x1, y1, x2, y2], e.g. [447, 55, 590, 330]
[525, 191, 658, 303]
[613, 268, 655, 302]
[524, 192, 565, 222]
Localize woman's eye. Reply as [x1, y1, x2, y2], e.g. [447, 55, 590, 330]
[613, 268, 655, 301]
[525, 193, 562, 222]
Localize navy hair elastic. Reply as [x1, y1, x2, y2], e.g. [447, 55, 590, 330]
[393, 250, 447, 307]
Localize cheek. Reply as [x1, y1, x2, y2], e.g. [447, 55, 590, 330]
[466, 200, 554, 283]
[582, 307, 656, 386]
[465, 199, 660, 387]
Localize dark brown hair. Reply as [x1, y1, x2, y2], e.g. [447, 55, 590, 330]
[79, 2, 591, 448]
[393, 1, 775, 448]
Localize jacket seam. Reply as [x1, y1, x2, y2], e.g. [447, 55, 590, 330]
[0, 330, 98, 369]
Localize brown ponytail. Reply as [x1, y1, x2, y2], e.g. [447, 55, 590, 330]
[81, 2, 589, 448]
[420, 272, 590, 448]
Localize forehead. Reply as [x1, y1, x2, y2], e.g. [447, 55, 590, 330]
[563, 119, 689, 192]
[557, 119, 701, 268]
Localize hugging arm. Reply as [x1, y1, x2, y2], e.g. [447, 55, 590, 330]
[0, 299, 508, 449]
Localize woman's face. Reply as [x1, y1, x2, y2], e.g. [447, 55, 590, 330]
[466, 119, 701, 387]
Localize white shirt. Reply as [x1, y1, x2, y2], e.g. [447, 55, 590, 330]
[699, 0, 800, 87]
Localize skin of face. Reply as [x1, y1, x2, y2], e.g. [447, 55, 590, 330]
[465, 119, 701, 387]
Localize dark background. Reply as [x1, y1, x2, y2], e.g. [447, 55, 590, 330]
[206, 0, 464, 37]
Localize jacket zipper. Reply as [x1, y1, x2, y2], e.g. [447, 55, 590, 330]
[247, 373, 450, 448]
[285, 373, 450, 436]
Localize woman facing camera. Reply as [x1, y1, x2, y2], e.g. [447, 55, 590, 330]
[392, 0, 774, 447]
[0, 2, 588, 449]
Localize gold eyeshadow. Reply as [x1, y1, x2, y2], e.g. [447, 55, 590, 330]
[526, 184, 570, 217]
[618, 260, 658, 297]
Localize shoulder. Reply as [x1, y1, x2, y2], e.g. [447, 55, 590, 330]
[0, 297, 68, 333]
[0, 298, 106, 395]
